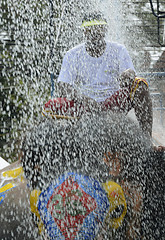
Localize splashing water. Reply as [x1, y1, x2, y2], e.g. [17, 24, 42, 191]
[0, 0, 164, 239]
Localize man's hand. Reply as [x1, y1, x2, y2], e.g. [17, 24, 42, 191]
[55, 81, 101, 114]
[119, 69, 136, 88]
[82, 97, 101, 113]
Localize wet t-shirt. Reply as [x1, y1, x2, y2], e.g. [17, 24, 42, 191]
[58, 42, 135, 102]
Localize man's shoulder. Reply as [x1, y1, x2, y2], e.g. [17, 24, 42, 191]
[106, 41, 127, 51]
[66, 43, 85, 55]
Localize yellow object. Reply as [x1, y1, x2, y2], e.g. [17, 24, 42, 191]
[103, 181, 127, 229]
[0, 183, 14, 193]
[42, 109, 77, 120]
[81, 20, 107, 28]
[0, 166, 25, 204]
[130, 77, 148, 101]
[0, 183, 15, 204]
[30, 189, 44, 234]
[2, 167, 23, 179]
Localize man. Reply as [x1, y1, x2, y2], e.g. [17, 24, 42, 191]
[57, 12, 135, 103]
[43, 12, 153, 138]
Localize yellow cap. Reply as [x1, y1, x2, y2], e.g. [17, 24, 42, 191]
[81, 20, 107, 28]
[103, 181, 127, 229]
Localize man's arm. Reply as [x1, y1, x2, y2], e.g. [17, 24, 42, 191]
[55, 81, 100, 113]
[133, 82, 153, 137]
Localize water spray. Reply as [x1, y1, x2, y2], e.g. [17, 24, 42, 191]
[49, 0, 66, 98]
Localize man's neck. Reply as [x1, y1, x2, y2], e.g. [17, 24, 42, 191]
[85, 39, 106, 58]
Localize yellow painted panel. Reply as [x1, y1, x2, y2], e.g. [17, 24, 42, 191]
[2, 167, 23, 179]
[0, 183, 14, 193]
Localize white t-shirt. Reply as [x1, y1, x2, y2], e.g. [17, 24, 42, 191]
[58, 41, 135, 102]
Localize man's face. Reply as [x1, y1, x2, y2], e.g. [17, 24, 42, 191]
[83, 25, 107, 42]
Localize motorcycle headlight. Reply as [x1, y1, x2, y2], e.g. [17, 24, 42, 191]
[103, 181, 127, 229]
